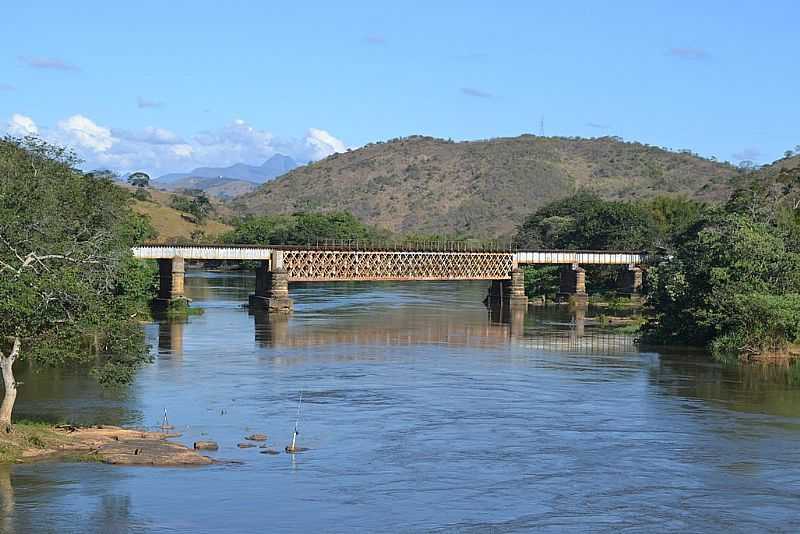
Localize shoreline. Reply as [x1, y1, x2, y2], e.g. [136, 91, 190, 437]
[0, 423, 213, 466]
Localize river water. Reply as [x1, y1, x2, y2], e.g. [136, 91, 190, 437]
[3, 272, 800, 532]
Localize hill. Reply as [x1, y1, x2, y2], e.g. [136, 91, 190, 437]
[129, 188, 232, 242]
[233, 135, 741, 237]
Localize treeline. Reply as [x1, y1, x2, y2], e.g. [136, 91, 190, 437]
[0, 138, 156, 427]
[643, 163, 800, 363]
[514, 159, 800, 363]
[221, 212, 491, 248]
[513, 193, 704, 296]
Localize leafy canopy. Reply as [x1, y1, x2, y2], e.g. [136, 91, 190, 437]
[225, 211, 382, 245]
[0, 137, 156, 383]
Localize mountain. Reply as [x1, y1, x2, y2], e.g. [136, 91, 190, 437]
[233, 135, 741, 237]
[156, 154, 298, 185]
[158, 176, 258, 199]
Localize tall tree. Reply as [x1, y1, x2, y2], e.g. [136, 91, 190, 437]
[0, 137, 155, 430]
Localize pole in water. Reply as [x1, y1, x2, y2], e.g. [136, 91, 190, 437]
[286, 391, 303, 453]
[160, 408, 174, 430]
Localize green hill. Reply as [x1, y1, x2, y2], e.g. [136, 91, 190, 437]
[233, 135, 741, 237]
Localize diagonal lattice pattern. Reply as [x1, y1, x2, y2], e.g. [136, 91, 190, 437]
[283, 250, 513, 281]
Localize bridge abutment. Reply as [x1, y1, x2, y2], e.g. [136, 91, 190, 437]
[557, 264, 588, 305]
[156, 257, 190, 305]
[249, 253, 293, 313]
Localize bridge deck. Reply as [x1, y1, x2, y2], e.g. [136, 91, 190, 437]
[132, 245, 650, 282]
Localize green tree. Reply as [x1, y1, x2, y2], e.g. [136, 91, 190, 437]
[171, 190, 213, 224]
[514, 192, 659, 250]
[642, 212, 800, 360]
[225, 211, 381, 245]
[0, 137, 156, 430]
[127, 171, 150, 188]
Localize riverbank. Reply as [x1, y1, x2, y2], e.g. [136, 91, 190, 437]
[0, 422, 212, 466]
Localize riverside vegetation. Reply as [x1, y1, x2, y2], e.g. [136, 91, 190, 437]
[0, 137, 157, 435]
[514, 151, 800, 364]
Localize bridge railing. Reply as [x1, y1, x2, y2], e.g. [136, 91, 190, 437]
[293, 239, 514, 252]
[140, 239, 515, 253]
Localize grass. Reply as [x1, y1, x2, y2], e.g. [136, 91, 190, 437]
[0, 421, 111, 464]
[130, 188, 232, 242]
[0, 420, 72, 463]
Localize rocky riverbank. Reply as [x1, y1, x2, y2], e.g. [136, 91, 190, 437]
[0, 423, 212, 466]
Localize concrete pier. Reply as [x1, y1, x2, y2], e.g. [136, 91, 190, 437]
[557, 264, 588, 304]
[618, 265, 643, 298]
[249, 252, 293, 313]
[509, 268, 528, 307]
[157, 257, 189, 304]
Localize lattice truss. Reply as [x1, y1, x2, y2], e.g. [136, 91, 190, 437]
[283, 251, 514, 281]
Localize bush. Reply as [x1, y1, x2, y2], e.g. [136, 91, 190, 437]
[711, 294, 800, 362]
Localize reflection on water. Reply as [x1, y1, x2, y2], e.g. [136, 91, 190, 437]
[6, 271, 800, 533]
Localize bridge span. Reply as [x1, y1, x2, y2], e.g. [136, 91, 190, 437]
[132, 244, 651, 312]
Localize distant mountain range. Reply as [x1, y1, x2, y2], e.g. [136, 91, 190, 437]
[154, 154, 298, 197]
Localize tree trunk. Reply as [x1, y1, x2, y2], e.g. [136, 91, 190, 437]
[0, 337, 20, 432]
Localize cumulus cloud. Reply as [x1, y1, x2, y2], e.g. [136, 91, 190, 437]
[460, 87, 493, 99]
[7, 114, 38, 136]
[18, 56, 80, 71]
[668, 47, 709, 61]
[56, 115, 114, 152]
[137, 96, 164, 109]
[113, 126, 183, 145]
[305, 128, 347, 160]
[4, 114, 346, 175]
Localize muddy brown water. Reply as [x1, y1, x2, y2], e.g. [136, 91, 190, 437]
[3, 272, 800, 532]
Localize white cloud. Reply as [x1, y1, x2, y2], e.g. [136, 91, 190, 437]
[113, 126, 183, 145]
[305, 128, 347, 160]
[171, 144, 193, 158]
[4, 113, 347, 175]
[56, 115, 114, 152]
[7, 114, 38, 136]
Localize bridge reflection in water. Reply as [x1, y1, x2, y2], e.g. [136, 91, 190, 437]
[241, 298, 638, 355]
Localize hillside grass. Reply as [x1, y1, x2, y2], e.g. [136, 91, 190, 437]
[234, 135, 741, 238]
[130, 188, 232, 242]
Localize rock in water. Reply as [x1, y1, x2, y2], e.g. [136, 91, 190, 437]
[99, 439, 212, 466]
[193, 440, 219, 451]
[245, 434, 268, 441]
[237, 443, 256, 449]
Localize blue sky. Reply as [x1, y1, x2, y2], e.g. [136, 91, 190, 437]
[1, 1, 798, 175]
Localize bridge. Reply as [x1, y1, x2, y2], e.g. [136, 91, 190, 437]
[132, 244, 651, 312]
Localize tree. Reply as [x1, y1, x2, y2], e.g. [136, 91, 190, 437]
[514, 193, 662, 296]
[514, 192, 660, 250]
[642, 212, 800, 360]
[127, 171, 150, 188]
[170, 190, 213, 224]
[224, 211, 381, 245]
[0, 137, 156, 430]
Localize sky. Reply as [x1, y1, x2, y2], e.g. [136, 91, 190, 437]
[1, 1, 798, 176]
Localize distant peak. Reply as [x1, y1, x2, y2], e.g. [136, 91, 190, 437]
[262, 153, 295, 167]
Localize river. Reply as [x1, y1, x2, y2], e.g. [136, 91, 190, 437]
[3, 271, 800, 532]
